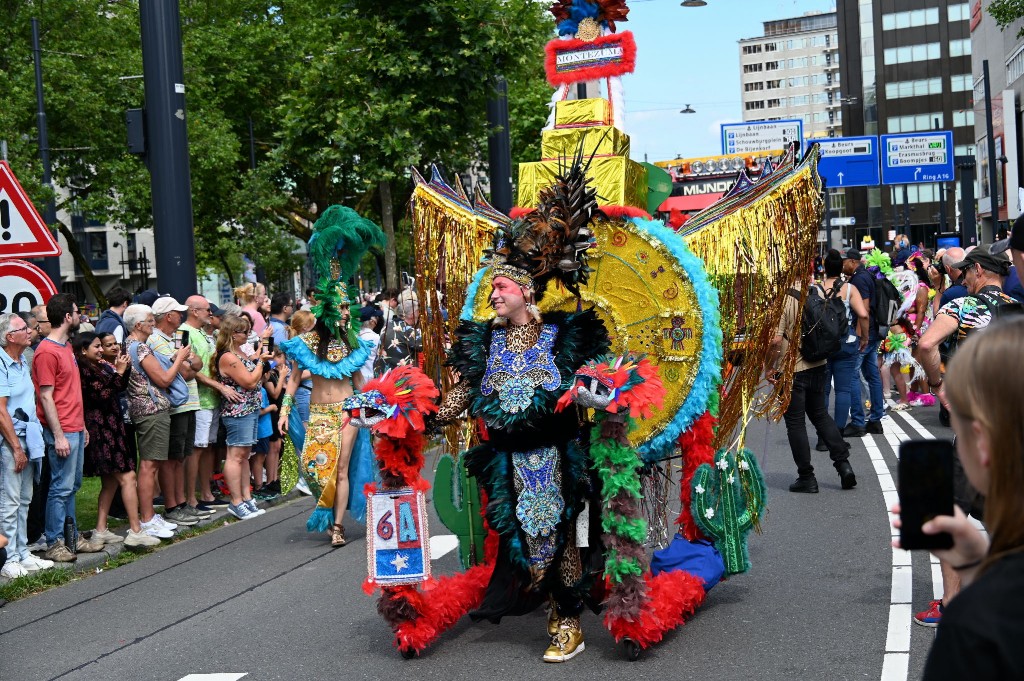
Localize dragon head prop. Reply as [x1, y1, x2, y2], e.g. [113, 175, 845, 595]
[555, 354, 664, 418]
[342, 366, 440, 439]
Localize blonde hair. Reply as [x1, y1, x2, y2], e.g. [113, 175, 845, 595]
[289, 309, 316, 337]
[234, 282, 265, 306]
[210, 314, 250, 380]
[945, 317, 1024, 574]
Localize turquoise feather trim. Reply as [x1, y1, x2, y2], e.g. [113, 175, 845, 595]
[460, 267, 488, 321]
[629, 217, 724, 461]
[279, 336, 372, 380]
[307, 506, 334, 533]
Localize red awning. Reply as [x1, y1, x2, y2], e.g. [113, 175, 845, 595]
[658, 193, 724, 213]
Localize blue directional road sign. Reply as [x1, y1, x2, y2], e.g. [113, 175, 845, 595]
[721, 119, 803, 155]
[816, 136, 880, 188]
[880, 131, 955, 185]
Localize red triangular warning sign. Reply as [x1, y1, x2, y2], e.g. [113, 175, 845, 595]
[0, 161, 62, 259]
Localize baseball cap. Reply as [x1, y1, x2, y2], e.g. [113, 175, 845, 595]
[134, 289, 161, 307]
[209, 303, 224, 317]
[992, 215, 1024, 254]
[842, 247, 863, 261]
[151, 296, 189, 316]
[950, 243, 1011, 275]
[360, 307, 383, 323]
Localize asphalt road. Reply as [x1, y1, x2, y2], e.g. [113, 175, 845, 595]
[0, 401, 951, 681]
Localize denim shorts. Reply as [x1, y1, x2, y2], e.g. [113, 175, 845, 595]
[222, 411, 259, 448]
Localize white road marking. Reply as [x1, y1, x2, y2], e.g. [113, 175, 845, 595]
[429, 534, 459, 560]
[178, 675, 247, 681]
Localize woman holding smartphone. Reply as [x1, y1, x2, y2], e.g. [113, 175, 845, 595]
[904, 317, 1024, 679]
[211, 314, 270, 520]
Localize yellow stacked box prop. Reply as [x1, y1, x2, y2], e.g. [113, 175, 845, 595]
[518, 156, 647, 210]
[541, 126, 630, 161]
[554, 98, 613, 127]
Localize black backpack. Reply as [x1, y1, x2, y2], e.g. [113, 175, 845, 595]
[788, 281, 849, 362]
[873, 275, 902, 333]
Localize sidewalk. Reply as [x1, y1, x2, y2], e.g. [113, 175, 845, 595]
[0, 488, 305, 589]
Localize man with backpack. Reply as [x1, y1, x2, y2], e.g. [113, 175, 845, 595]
[841, 248, 887, 437]
[767, 275, 857, 494]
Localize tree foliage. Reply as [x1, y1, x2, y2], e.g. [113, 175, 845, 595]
[989, 0, 1024, 37]
[0, 0, 552, 298]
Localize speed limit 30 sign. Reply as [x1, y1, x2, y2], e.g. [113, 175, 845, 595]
[0, 259, 59, 315]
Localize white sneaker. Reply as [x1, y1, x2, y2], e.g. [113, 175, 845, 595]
[295, 477, 312, 495]
[140, 518, 174, 539]
[19, 554, 54, 571]
[25, 538, 47, 553]
[125, 529, 162, 548]
[91, 528, 124, 544]
[151, 513, 178, 531]
[244, 499, 266, 517]
[1, 561, 29, 579]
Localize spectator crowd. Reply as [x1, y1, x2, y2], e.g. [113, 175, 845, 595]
[0, 281, 422, 578]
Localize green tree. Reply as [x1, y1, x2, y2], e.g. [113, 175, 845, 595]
[989, 0, 1024, 37]
[272, 0, 553, 289]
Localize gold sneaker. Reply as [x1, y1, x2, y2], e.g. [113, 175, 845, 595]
[547, 603, 559, 637]
[543, 619, 585, 663]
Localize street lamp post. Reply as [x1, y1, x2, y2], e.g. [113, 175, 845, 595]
[112, 242, 127, 282]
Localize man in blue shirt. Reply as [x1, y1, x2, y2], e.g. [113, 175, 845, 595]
[938, 247, 968, 307]
[841, 248, 885, 436]
[268, 293, 292, 348]
[0, 313, 53, 576]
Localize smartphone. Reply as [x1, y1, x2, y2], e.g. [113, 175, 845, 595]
[179, 330, 190, 347]
[898, 439, 955, 550]
[266, 336, 275, 353]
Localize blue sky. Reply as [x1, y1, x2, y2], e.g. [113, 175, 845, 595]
[619, 0, 836, 162]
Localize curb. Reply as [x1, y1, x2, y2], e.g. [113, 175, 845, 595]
[0, 488, 307, 587]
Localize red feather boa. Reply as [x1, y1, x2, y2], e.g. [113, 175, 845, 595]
[604, 569, 706, 647]
[675, 410, 717, 540]
[544, 32, 637, 87]
[599, 205, 652, 221]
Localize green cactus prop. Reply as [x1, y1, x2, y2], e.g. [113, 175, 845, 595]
[434, 454, 486, 569]
[691, 448, 767, 575]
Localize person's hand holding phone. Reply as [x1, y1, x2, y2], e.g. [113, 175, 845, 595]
[114, 352, 131, 374]
[891, 503, 990, 576]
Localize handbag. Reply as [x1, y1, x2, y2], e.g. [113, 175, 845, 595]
[127, 340, 189, 408]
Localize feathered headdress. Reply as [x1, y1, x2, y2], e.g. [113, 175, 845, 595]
[484, 147, 600, 299]
[307, 205, 385, 344]
[550, 0, 629, 36]
[343, 366, 440, 439]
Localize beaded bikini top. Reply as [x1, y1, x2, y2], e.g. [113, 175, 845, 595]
[481, 323, 562, 414]
[297, 331, 350, 362]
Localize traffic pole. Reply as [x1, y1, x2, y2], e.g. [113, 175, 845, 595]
[486, 76, 513, 214]
[139, 0, 197, 300]
[31, 18, 64, 288]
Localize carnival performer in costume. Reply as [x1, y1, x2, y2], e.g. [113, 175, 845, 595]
[433, 159, 610, 662]
[278, 206, 385, 547]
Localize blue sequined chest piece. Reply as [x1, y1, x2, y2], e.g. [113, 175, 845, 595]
[481, 324, 562, 413]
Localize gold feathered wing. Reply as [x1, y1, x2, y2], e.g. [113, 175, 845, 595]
[681, 145, 824, 447]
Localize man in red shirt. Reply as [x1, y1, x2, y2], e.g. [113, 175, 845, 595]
[32, 293, 102, 562]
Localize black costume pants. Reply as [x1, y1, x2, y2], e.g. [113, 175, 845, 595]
[783, 364, 849, 478]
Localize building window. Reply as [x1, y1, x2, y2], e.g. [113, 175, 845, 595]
[948, 3, 970, 22]
[766, 79, 782, 89]
[743, 63, 763, 73]
[789, 95, 808, 106]
[744, 82, 764, 92]
[764, 42, 777, 52]
[887, 112, 944, 133]
[949, 74, 972, 92]
[765, 61, 781, 71]
[949, 39, 971, 58]
[952, 110, 975, 128]
[767, 98, 782, 108]
[883, 42, 941, 65]
[1008, 46, 1024, 85]
[745, 101, 765, 111]
[742, 44, 763, 55]
[884, 77, 942, 99]
[882, 8, 940, 31]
